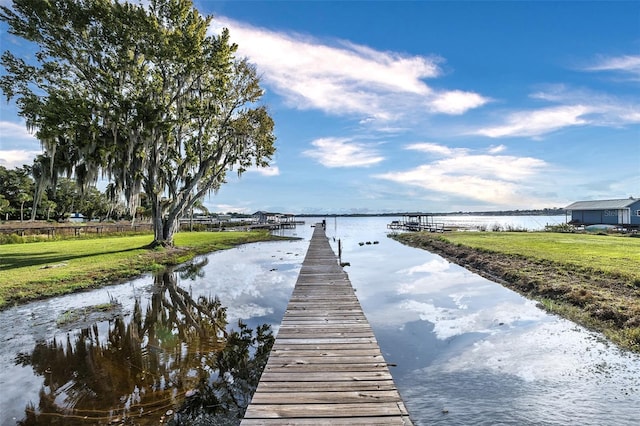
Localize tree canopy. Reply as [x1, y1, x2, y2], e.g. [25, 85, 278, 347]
[0, 0, 275, 245]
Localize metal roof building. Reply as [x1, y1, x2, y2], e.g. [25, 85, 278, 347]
[565, 198, 640, 227]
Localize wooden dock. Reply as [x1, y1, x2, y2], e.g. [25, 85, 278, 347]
[387, 214, 446, 232]
[242, 225, 413, 425]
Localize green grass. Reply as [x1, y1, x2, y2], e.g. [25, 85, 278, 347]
[439, 232, 640, 281]
[0, 230, 277, 309]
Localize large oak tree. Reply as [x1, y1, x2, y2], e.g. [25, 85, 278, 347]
[0, 0, 275, 246]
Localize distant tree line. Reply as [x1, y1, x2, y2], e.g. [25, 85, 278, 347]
[0, 164, 130, 222]
[0, 164, 257, 223]
[437, 208, 566, 216]
[298, 209, 566, 218]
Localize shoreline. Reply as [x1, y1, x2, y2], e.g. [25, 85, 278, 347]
[391, 232, 640, 353]
[0, 231, 290, 310]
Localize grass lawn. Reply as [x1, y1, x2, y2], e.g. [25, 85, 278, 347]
[0, 230, 277, 309]
[439, 232, 640, 281]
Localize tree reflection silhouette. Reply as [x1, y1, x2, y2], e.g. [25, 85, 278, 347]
[16, 267, 274, 425]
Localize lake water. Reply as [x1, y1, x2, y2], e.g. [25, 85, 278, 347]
[1, 215, 639, 425]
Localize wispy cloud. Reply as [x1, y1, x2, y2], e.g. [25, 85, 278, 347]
[246, 164, 280, 176]
[475, 105, 592, 138]
[405, 142, 469, 157]
[211, 18, 489, 122]
[303, 137, 384, 168]
[473, 65, 640, 139]
[474, 88, 640, 138]
[488, 144, 507, 154]
[375, 143, 551, 207]
[0, 149, 42, 169]
[0, 121, 41, 168]
[208, 203, 251, 214]
[0, 120, 38, 142]
[430, 90, 489, 115]
[584, 54, 640, 79]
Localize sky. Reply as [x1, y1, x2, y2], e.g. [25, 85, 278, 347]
[1, 1, 639, 214]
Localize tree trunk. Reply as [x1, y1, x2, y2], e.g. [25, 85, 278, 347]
[30, 200, 38, 221]
[149, 196, 177, 247]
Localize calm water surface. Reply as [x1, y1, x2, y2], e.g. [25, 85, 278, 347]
[325, 216, 640, 426]
[1, 215, 638, 425]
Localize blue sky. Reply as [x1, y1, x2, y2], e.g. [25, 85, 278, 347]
[1, 1, 639, 214]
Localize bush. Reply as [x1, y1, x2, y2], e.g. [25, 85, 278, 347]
[622, 327, 640, 351]
[504, 224, 528, 232]
[545, 223, 575, 233]
[0, 233, 25, 244]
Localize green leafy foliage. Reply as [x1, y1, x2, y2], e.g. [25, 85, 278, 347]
[1, 0, 276, 246]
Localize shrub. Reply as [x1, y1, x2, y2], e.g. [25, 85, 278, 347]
[622, 327, 640, 351]
[0, 234, 25, 244]
[545, 223, 575, 233]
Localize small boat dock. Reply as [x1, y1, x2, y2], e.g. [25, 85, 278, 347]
[387, 214, 446, 232]
[241, 225, 413, 425]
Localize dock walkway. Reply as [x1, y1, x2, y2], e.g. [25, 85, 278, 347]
[242, 225, 413, 425]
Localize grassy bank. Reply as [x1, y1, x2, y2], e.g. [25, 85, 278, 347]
[392, 231, 640, 352]
[0, 230, 280, 309]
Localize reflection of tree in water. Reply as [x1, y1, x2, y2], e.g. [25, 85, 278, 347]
[16, 266, 274, 425]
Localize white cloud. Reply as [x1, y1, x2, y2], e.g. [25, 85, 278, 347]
[0, 120, 37, 140]
[247, 164, 280, 176]
[0, 149, 42, 169]
[405, 142, 469, 157]
[303, 137, 384, 168]
[475, 105, 592, 138]
[209, 204, 251, 214]
[211, 18, 488, 121]
[585, 54, 640, 79]
[532, 85, 640, 127]
[474, 78, 640, 139]
[430, 90, 490, 115]
[0, 121, 42, 168]
[375, 143, 550, 207]
[488, 144, 507, 154]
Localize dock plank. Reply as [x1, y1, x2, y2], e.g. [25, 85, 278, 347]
[241, 225, 413, 425]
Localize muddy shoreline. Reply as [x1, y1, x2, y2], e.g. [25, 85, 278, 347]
[392, 233, 640, 353]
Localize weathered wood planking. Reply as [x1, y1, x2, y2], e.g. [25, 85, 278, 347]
[242, 225, 413, 425]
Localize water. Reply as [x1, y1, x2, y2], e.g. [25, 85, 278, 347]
[323, 216, 640, 426]
[0, 237, 308, 425]
[431, 214, 566, 231]
[1, 215, 639, 425]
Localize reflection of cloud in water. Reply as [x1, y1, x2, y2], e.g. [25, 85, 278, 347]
[433, 319, 640, 386]
[226, 303, 274, 323]
[401, 258, 451, 275]
[198, 258, 295, 302]
[396, 260, 484, 295]
[450, 293, 468, 309]
[400, 299, 546, 340]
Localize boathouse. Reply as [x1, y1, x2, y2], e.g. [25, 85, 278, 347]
[252, 211, 299, 226]
[253, 211, 280, 224]
[565, 198, 640, 228]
